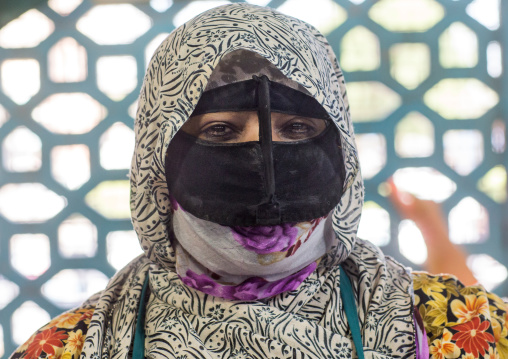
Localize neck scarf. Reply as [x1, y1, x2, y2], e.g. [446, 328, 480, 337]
[172, 199, 335, 300]
[81, 4, 416, 359]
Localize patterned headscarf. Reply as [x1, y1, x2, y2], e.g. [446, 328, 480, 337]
[81, 4, 416, 359]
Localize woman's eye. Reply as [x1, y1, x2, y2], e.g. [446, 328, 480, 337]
[200, 123, 237, 141]
[279, 121, 317, 140]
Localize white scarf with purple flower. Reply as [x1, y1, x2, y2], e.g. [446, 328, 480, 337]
[172, 198, 335, 300]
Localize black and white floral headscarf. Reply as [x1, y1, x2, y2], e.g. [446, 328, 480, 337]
[81, 4, 416, 359]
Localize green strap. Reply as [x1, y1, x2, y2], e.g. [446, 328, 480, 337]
[339, 266, 365, 359]
[132, 274, 150, 359]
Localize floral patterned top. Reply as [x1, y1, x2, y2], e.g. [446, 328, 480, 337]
[413, 272, 508, 359]
[10, 272, 508, 359]
[11, 306, 94, 359]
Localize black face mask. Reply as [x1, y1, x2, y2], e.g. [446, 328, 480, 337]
[165, 76, 346, 226]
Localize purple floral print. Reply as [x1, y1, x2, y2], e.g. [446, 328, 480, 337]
[181, 262, 317, 301]
[231, 223, 298, 254]
[169, 194, 181, 211]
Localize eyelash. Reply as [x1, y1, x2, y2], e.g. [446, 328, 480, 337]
[199, 118, 320, 142]
[279, 120, 317, 139]
[201, 123, 238, 141]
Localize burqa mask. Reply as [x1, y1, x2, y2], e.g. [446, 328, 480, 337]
[165, 73, 346, 227]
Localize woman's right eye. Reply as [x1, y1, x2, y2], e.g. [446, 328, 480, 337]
[200, 123, 237, 142]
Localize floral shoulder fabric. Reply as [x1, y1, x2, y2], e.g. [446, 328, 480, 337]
[10, 295, 99, 359]
[413, 272, 508, 359]
[11, 272, 508, 359]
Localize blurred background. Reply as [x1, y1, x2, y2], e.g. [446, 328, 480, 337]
[0, 0, 506, 356]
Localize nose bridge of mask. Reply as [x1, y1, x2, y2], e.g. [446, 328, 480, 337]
[253, 75, 280, 224]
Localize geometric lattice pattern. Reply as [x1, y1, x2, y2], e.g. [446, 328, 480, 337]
[0, 0, 507, 356]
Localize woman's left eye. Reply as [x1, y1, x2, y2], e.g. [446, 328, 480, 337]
[279, 121, 317, 140]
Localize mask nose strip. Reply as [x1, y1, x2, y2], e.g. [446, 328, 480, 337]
[253, 75, 281, 225]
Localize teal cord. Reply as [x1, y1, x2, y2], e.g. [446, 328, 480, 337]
[339, 266, 365, 359]
[132, 274, 150, 359]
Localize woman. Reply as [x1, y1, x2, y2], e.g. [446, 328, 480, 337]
[11, 4, 507, 359]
